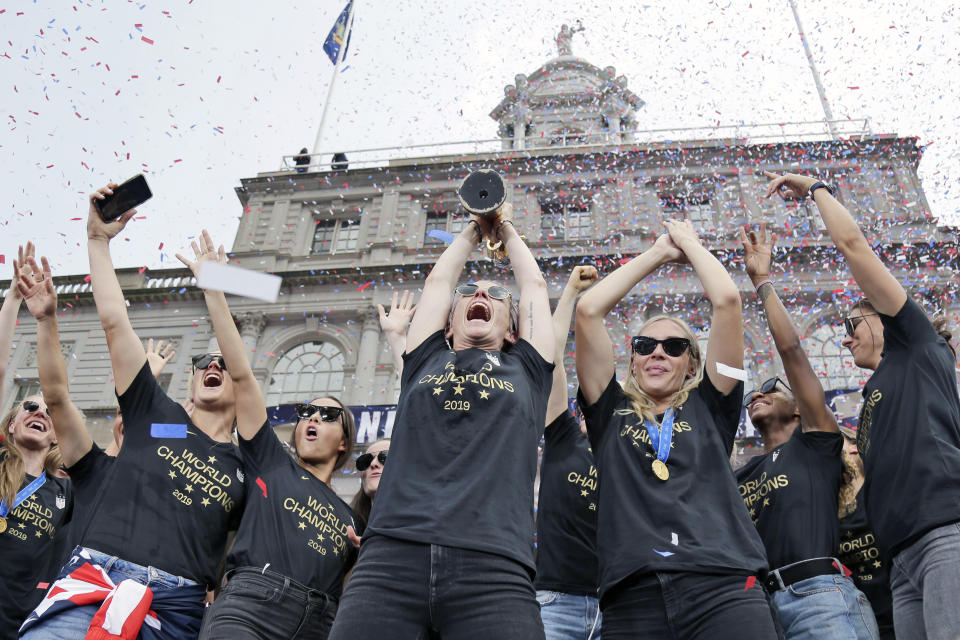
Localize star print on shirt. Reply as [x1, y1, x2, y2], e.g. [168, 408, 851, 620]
[452, 384, 465, 395]
[580, 490, 588, 497]
[298, 522, 306, 530]
[168, 471, 176, 479]
[185, 485, 194, 493]
[201, 497, 211, 507]
[478, 390, 490, 399]
[208, 456, 217, 464]
[432, 387, 443, 396]
[316, 533, 325, 542]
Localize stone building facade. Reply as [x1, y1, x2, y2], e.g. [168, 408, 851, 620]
[3, 43, 956, 493]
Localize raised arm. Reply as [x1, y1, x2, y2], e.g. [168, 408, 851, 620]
[576, 234, 682, 404]
[0, 243, 32, 395]
[405, 216, 483, 353]
[546, 265, 597, 423]
[377, 290, 416, 374]
[763, 171, 906, 316]
[145, 338, 177, 378]
[87, 184, 147, 394]
[741, 225, 838, 433]
[176, 230, 266, 440]
[18, 255, 92, 467]
[496, 206, 554, 361]
[665, 220, 743, 395]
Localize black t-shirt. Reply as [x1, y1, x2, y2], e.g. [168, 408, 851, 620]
[578, 374, 767, 599]
[368, 331, 553, 571]
[0, 469, 72, 639]
[79, 362, 246, 588]
[535, 410, 599, 595]
[838, 489, 894, 636]
[67, 443, 114, 545]
[856, 297, 960, 556]
[735, 427, 843, 569]
[228, 423, 359, 599]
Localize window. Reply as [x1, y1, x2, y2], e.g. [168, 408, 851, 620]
[805, 322, 869, 392]
[424, 211, 448, 245]
[156, 373, 173, 393]
[312, 219, 360, 255]
[538, 190, 594, 242]
[659, 192, 715, 230]
[266, 341, 346, 405]
[12, 380, 42, 404]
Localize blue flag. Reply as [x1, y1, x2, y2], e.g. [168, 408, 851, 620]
[323, 1, 353, 65]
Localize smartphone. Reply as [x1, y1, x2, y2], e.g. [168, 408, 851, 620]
[96, 174, 152, 222]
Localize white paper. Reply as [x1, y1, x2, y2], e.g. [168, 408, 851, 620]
[671, 532, 679, 546]
[196, 262, 282, 303]
[715, 362, 748, 382]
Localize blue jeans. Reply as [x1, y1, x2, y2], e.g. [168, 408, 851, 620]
[537, 590, 601, 640]
[600, 571, 779, 639]
[328, 535, 545, 640]
[890, 521, 960, 640]
[198, 567, 336, 640]
[20, 546, 204, 640]
[770, 572, 879, 640]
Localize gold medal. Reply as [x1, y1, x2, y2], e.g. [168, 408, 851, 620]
[0, 516, 7, 534]
[652, 459, 669, 482]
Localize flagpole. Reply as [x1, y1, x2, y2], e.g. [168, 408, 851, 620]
[787, 0, 837, 139]
[312, 1, 356, 161]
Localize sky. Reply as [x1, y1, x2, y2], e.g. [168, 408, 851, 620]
[1, 0, 957, 278]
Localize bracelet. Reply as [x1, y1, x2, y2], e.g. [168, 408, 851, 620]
[466, 219, 482, 244]
[808, 181, 835, 199]
[754, 279, 773, 294]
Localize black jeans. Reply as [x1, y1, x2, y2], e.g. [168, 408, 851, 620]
[328, 535, 545, 640]
[198, 567, 336, 640]
[601, 571, 781, 640]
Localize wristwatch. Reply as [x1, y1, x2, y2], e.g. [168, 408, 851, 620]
[808, 181, 835, 199]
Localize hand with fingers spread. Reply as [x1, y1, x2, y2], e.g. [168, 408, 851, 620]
[175, 229, 227, 280]
[378, 291, 416, 339]
[87, 183, 137, 241]
[145, 338, 177, 378]
[762, 170, 819, 201]
[740, 223, 778, 286]
[17, 255, 58, 322]
[9, 242, 36, 301]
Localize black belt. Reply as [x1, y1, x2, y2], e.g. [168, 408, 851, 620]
[763, 557, 845, 592]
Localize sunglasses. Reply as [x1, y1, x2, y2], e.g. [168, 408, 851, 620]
[356, 450, 388, 471]
[454, 283, 511, 300]
[744, 377, 792, 408]
[843, 314, 879, 338]
[22, 400, 51, 417]
[295, 403, 345, 423]
[192, 353, 227, 370]
[631, 336, 691, 357]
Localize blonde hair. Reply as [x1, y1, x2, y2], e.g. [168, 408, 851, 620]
[617, 315, 704, 424]
[0, 401, 63, 508]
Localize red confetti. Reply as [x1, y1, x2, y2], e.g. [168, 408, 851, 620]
[0, 256, 4, 264]
[141, 36, 154, 45]
[357, 281, 374, 291]
[83, 274, 91, 283]
[256, 477, 268, 497]
[744, 576, 756, 591]
[158, 242, 164, 250]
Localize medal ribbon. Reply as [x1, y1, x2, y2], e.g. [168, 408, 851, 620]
[0, 472, 47, 518]
[643, 408, 675, 464]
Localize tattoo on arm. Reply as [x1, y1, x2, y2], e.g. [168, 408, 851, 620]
[757, 282, 775, 303]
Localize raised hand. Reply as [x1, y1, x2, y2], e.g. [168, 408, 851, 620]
[87, 183, 137, 241]
[175, 229, 227, 279]
[17, 255, 57, 321]
[378, 290, 416, 338]
[763, 170, 819, 201]
[145, 338, 176, 377]
[651, 232, 687, 265]
[9, 242, 36, 301]
[740, 223, 778, 283]
[663, 219, 702, 253]
[565, 265, 598, 294]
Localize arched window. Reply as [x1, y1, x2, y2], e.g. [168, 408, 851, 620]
[805, 322, 869, 392]
[266, 340, 346, 405]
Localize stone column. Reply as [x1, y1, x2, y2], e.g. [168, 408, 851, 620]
[350, 307, 381, 405]
[515, 118, 526, 150]
[235, 312, 268, 364]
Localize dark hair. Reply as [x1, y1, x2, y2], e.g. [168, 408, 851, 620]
[288, 396, 356, 470]
[853, 298, 955, 357]
[349, 438, 390, 526]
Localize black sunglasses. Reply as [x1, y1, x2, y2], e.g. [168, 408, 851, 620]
[295, 403, 344, 423]
[22, 400, 51, 417]
[631, 336, 691, 357]
[843, 314, 879, 338]
[744, 377, 792, 408]
[192, 353, 227, 370]
[454, 283, 511, 300]
[356, 450, 388, 471]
